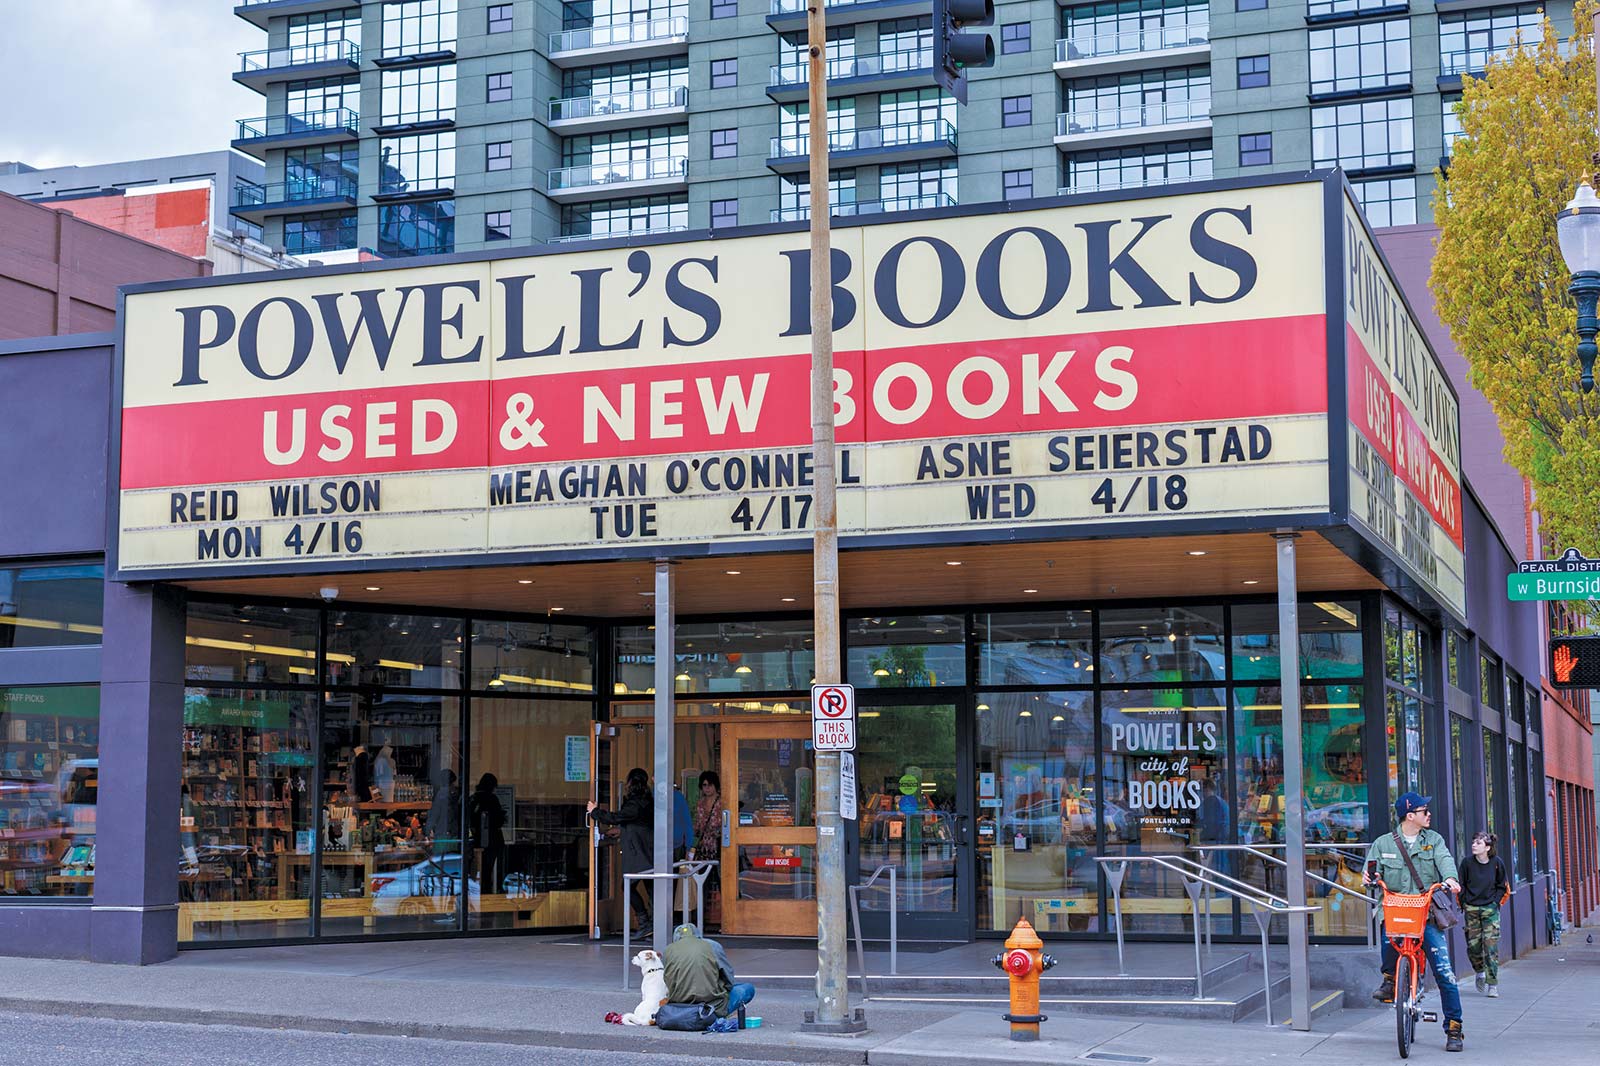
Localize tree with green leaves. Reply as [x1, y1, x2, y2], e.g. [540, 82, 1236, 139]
[1430, 5, 1600, 556]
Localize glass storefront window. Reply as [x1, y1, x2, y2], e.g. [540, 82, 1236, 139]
[471, 620, 595, 695]
[974, 690, 1097, 933]
[1483, 727, 1502, 836]
[856, 704, 959, 915]
[0, 685, 99, 898]
[1446, 631, 1462, 690]
[976, 611, 1094, 686]
[1098, 606, 1224, 685]
[1480, 653, 1501, 710]
[1386, 690, 1402, 807]
[0, 563, 103, 649]
[847, 615, 965, 688]
[179, 688, 315, 940]
[1403, 695, 1424, 797]
[466, 699, 591, 930]
[614, 619, 814, 695]
[186, 601, 320, 685]
[1230, 601, 1362, 681]
[1384, 607, 1401, 683]
[326, 611, 464, 687]
[1450, 717, 1468, 856]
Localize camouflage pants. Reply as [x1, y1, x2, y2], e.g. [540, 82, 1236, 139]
[1465, 904, 1500, 983]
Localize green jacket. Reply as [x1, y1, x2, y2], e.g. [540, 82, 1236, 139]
[663, 934, 734, 1016]
[1367, 828, 1458, 895]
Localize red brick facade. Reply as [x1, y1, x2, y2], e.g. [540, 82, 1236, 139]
[50, 187, 211, 260]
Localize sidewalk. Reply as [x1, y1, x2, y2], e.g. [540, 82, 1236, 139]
[0, 925, 1593, 1064]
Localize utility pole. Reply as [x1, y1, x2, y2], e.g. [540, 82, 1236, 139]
[803, 0, 860, 1035]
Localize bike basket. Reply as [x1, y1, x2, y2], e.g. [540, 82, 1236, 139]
[1383, 891, 1431, 938]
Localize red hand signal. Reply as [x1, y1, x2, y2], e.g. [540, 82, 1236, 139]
[1554, 643, 1578, 683]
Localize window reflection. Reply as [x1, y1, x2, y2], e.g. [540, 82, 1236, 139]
[613, 620, 814, 695]
[847, 615, 965, 687]
[1, 685, 100, 898]
[0, 564, 103, 649]
[1098, 606, 1224, 685]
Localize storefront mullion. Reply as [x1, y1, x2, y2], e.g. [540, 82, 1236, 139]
[309, 607, 328, 940]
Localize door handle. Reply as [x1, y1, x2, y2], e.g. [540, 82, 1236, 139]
[721, 808, 731, 849]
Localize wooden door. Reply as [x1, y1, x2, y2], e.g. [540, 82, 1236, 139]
[719, 721, 817, 937]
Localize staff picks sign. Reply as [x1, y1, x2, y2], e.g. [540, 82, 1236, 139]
[115, 185, 1333, 576]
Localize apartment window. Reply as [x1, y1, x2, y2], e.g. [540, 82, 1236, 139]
[486, 140, 512, 171]
[1001, 22, 1031, 54]
[711, 58, 738, 89]
[381, 1, 457, 60]
[1061, 0, 1209, 59]
[283, 210, 357, 255]
[1353, 176, 1417, 227]
[1064, 66, 1210, 131]
[710, 198, 738, 229]
[378, 199, 455, 256]
[711, 0, 737, 16]
[487, 3, 512, 33]
[1308, 0, 1395, 16]
[1236, 0, 1266, 9]
[379, 63, 456, 125]
[286, 143, 358, 198]
[879, 16, 934, 63]
[561, 57, 689, 100]
[778, 26, 856, 81]
[286, 76, 358, 117]
[560, 193, 688, 239]
[1002, 168, 1032, 201]
[882, 159, 957, 204]
[485, 210, 512, 241]
[881, 87, 957, 132]
[378, 131, 456, 194]
[287, 9, 360, 51]
[1002, 95, 1032, 128]
[1311, 97, 1413, 171]
[561, 126, 688, 169]
[1237, 55, 1269, 89]
[1309, 19, 1411, 96]
[487, 72, 512, 102]
[777, 170, 857, 218]
[1064, 139, 1212, 193]
[711, 128, 737, 159]
[1440, 5, 1544, 78]
[777, 98, 857, 155]
[1442, 95, 1465, 156]
[1239, 132, 1272, 166]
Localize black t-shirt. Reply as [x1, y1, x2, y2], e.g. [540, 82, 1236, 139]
[1459, 855, 1508, 907]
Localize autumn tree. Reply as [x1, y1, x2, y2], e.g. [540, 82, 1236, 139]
[1431, 6, 1600, 555]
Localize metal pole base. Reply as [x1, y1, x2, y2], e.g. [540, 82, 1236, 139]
[801, 1008, 870, 1035]
[1010, 1029, 1040, 1042]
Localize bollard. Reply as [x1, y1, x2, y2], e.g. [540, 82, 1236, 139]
[990, 918, 1056, 1042]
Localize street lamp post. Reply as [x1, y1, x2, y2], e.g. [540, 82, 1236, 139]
[1557, 179, 1600, 393]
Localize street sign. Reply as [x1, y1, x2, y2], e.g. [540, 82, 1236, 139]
[840, 753, 858, 820]
[1549, 635, 1600, 688]
[1509, 549, 1600, 600]
[811, 683, 856, 751]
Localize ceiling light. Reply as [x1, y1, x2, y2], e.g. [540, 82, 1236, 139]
[946, 560, 962, 566]
[549, 607, 565, 612]
[613, 682, 628, 695]
[1022, 588, 1038, 594]
[734, 665, 753, 674]
[782, 596, 796, 602]
[1186, 551, 1207, 557]
[241, 633, 253, 639]
[365, 586, 382, 591]
[773, 702, 790, 713]
[873, 668, 890, 677]
[725, 570, 741, 576]
[1051, 714, 1065, 723]
[488, 677, 505, 688]
[1242, 580, 1260, 586]
[1167, 632, 1178, 642]
[518, 579, 533, 585]
[1314, 601, 1359, 627]
[1019, 709, 1033, 718]
[976, 703, 990, 711]
[676, 672, 691, 682]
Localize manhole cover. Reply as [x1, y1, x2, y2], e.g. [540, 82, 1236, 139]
[1083, 1054, 1154, 1064]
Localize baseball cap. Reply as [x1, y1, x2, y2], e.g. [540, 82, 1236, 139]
[1395, 792, 1432, 819]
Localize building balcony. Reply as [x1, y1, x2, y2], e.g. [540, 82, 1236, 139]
[547, 16, 689, 68]
[547, 156, 688, 202]
[548, 225, 688, 244]
[1305, 0, 1409, 22]
[548, 86, 688, 133]
[767, 47, 935, 101]
[770, 192, 955, 223]
[767, 119, 957, 173]
[235, 40, 360, 91]
[233, 0, 355, 30]
[766, 0, 929, 34]
[232, 108, 359, 159]
[1436, 39, 1561, 87]
[1054, 26, 1210, 78]
[231, 176, 358, 223]
[1057, 173, 1210, 197]
[1054, 100, 1211, 150]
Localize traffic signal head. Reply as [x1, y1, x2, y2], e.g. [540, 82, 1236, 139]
[933, 0, 996, 105]
[1549, 635, 1600, 688]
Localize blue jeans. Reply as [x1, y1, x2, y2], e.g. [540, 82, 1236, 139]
[726, 982, 756, 1015]
[1381, 922, 1463, 1025]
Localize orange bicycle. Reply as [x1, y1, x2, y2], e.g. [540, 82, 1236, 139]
[1379, 878, 1441, 1059]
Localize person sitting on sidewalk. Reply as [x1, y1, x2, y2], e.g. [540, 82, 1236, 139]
[662, 923, 755, 1024]
[1365, 791, 1465, 1053]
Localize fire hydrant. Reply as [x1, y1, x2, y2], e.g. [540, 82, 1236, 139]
[991, 917, 1056, 1041]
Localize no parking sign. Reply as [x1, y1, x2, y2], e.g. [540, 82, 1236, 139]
[811, 684, 856, 751]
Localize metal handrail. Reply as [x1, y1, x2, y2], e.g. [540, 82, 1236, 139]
[1057, 98, 1210, 136]
[549, 85, 688, 123]
[549, 16, 688, 54]
[770, 118, 956, 159]
[1058, 173, 1207, 195]
[1055, 26, 1210, 63]
[1095, 854, 1317, 1026]
[672, 858, 718, 935]
[1192, 843, 1380, 947]
[547, 224, 687, 244]
[847, 864, 898, 995]
[548, 155, 687, 192]
[771, 192, 955, 222]
[238, 39, 360, 73]
[621, 869, 694, 989]
[235, 107, 359, 142]
[769, 46, 932, 87]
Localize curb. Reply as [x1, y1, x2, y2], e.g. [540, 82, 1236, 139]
[0, 997, 874, 1064]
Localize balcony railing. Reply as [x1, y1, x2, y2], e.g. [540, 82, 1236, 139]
[1439, 37, 1556, 77]
[770, 0, 882, 11]
[233, 175, 358, 209]
[549, 85, 688, 122]
[769, 46, 931, 87]
[1056, 99, 1210, 136]
[235, 108, 359, 142]
[771, 192, 955, 223]
[1058, 172, 1210, 196]
[770, 118, 956, 158]
[549, 156, 687, 192]
[549, 225, 687, 244]
[549, 16, 688, 54]
[1055, 25, 1209, 63]
[238, 39, 360, 74]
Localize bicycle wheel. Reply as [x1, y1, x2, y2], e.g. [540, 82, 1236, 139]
[1395, 954, 1413, 1059]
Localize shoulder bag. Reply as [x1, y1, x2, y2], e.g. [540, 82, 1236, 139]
[655, 1002, 718, 1032]
[1398, 834, 1462, 931]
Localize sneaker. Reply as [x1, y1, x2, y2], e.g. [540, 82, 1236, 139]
[1486, 983, 1499, 998]
[1475, 974, 1487, 994]
[1372, 975, 1395, 1003]
[1445, 1020, 1464, 1053]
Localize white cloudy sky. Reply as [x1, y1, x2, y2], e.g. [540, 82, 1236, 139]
[0, 1, 261, 168]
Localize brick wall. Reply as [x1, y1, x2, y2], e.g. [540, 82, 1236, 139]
[54, 187, 211, 259]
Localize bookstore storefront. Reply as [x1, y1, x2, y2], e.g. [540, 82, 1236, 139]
[0, 173, 1548, 961]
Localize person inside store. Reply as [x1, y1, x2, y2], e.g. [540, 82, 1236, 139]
[348, 744, 373, 803]
[427, 768, 460, 855]
[691, 771, 723, 928]
[663, 922, 755, 1025]
[468, 772, 508, 896]
[588, 768, 655, 938]
[1460, 831, 1510, 998]
[1364, 792, 1465, 1052]
[672, 782, 693, 862]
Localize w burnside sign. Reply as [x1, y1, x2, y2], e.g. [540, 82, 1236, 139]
[111, 177, 1460, 616]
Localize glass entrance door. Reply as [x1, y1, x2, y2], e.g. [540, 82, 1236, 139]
[851, 703, 970, 940]
[720, 720, 817, 936]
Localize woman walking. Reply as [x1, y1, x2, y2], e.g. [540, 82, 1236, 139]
[589, 768, 655, 938]
[1460, 831, 1510, 996]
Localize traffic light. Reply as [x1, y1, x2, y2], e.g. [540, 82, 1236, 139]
[933, 0, 996, 105]
[1549, 635, 1600, 688]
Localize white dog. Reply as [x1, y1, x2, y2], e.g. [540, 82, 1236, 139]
[622, 949, 668, 1026]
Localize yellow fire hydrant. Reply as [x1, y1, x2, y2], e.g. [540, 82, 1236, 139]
[991, 917, 1056, 1041]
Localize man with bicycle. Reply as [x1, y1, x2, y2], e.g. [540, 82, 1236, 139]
[1365, 792, 1465, 1053]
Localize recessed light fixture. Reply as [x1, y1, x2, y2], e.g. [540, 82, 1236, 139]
[549, 606, 565, 612]
[241, 633, 253, 639]
[365, 586, 382, 591]
[976, 703, 990, 711]
[1242, 580, 1260, 586]
[1022, 588, 1038, 594]
[517, 579, 533, 585]
[488, 676, 505, 688]
[1186, 551, 1207, 557]
[1019, 709, 1033, 718]
[675, 672, 691, 682]
[873, 668, 890, 677]
[781, 596, 796, 602]
[725, 570, 742, 576]
[735, 665, 753, 674]
[946, 560, 962, 566]
[1051, 714, 1065, 723]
